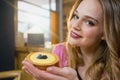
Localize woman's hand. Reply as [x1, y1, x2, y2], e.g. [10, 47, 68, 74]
[22, 59, 79, 80]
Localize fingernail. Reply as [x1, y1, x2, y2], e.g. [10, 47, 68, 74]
[47, 67, 53, 71]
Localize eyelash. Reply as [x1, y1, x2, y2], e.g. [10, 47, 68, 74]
[72, 14, 95, 26]
[72, 14, 79, 19]
[85, 20, 95, 26]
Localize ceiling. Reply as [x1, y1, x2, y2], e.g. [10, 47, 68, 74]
[20, 0, 75, 6]
[21, 0, 55, 6]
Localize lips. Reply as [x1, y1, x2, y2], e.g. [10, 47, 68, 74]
[70, 31, 82, 38]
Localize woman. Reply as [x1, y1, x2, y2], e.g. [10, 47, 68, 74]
[22, 0, 120, 80]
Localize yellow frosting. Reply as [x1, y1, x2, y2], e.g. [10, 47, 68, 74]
[29, 52, 58, 66]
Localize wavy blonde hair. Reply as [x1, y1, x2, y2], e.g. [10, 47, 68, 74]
[66, 0, 120, 80]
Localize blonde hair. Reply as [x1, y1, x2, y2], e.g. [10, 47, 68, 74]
[66, 0, 120, 80]
[100, 0, 120, 80]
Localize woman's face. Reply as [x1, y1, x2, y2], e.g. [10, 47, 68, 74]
[68, 0, 104, 49]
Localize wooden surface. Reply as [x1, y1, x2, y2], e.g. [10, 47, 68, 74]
[0, 70, 22, 80]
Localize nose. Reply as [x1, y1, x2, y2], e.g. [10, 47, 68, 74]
[72, 20, 81, 31]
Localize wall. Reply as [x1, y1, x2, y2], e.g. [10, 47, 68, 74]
[0, 0, 15, 72]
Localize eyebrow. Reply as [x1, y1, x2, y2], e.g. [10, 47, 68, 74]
[84, 15, 98, 23]
[74, 10, 99, 23]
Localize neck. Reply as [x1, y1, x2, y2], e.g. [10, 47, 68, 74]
[83, 54, 93, 66]
[78, 51, 94, 80]
[80, 42, 101, 65]
[80, 47, 97, 66]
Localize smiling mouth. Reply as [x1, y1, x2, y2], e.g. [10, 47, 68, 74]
[70, 31, 82, 38]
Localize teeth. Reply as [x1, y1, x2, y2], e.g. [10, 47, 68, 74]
[70, 31, 82, 38]
[72, 32, 77, 36]
[72, 32, 79, 37]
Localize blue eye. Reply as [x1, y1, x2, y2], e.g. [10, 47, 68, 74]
[85, 20, 95, 26]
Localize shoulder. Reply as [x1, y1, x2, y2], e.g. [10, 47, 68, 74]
[52, 42, 67, 67]
[52, 42, 67, 56]
[52, 42, 66, 51]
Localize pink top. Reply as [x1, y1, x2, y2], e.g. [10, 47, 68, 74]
[52, 43, 67, 67]
[52, 43, 105, 80]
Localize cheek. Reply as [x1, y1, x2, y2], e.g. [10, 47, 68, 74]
[84, 29, 103, 41]
[67, 19, 75, 30]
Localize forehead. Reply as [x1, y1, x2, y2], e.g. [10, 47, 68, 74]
[76, 0, 103, 20]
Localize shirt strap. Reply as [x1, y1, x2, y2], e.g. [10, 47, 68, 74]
[76, 68, 82, 80]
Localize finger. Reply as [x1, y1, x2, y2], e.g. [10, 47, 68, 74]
[32, 69, 67, 80]
[46, 66, 74, 76]
[47, 66, 77, 79]
[22, 66, 35, 77]
[22, 60, 47, 79]
[22, 61, 66, 80]
[22, 60, 39, 77]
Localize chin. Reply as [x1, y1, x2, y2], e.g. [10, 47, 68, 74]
[68, 41, 78, 47]
[68, 37, 77, 44]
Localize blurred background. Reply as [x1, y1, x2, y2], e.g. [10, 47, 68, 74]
[0, 0, 76, 80]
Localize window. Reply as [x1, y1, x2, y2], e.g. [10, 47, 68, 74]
[17, 0, 56, 47]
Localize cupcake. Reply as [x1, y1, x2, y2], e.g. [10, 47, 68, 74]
[26, 52, 59, 70]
